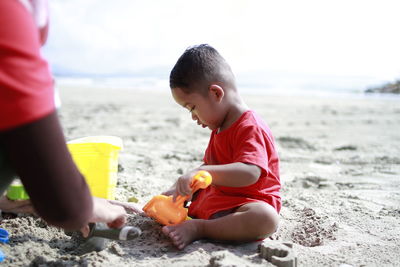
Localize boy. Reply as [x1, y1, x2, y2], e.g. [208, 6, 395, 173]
[162, 44, 281, 250]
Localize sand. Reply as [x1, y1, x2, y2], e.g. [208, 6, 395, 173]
[1, 85, 399, 266]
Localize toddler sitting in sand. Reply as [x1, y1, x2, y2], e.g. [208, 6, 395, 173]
[161, 44, 282, 249]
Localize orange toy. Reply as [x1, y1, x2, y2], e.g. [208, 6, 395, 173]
[143, 171, 212, 226]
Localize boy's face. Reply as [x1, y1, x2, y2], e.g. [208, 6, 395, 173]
[171, 87, 224, 131]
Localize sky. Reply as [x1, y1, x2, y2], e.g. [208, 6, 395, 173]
[43, 0, 400, 93]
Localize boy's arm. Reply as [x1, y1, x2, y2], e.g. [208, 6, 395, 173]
[174, 162, 261, 197]
[172, 163, 260, 199]
[197, 162, 261, 187]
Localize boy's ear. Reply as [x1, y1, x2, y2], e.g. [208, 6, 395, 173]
[209, 84, 224, 102]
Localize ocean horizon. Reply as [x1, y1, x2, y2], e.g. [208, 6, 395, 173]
[54, 74, 400, 100]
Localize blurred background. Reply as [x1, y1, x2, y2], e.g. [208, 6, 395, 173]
[43, 0, 400, 96]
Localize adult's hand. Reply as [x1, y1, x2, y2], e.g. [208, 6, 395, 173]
[107, 199, 144, 214]
[80, 197, 127, 237]
[0, 195, 35, 214]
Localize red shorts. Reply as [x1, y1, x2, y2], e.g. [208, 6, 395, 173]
[188, 186, 281, 220]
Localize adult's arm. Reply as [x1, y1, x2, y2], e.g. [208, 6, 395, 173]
[0, 111, 93, 230]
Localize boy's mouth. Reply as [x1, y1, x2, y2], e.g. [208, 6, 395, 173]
[196, 120, 207, 128]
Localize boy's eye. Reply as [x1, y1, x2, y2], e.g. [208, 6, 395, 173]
[189, 106, 195, 113]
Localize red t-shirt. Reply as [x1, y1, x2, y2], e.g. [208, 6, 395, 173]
[0, 0, 54, 131]
[188, 110, 281, 219]
[0, 1, 93, 230]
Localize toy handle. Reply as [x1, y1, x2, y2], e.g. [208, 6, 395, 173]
[190, 170, 212, 192]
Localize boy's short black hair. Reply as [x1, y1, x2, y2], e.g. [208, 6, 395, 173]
[169, 44, 235, 94]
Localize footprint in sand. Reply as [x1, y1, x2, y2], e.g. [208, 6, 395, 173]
[335, 182, 381, 190]
[290, 176, 332, 189]
[333, 145, 357, 151]
[378, 208, 400, 217]
[340, 168, 365, 176]
[162, 152, 199, 162]
[314, 156, 335, 165]
[375, 156, 400, 165]
[277, 136, 316, 150]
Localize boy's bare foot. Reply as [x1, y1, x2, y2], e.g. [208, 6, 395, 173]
[162, 219, 204, 250]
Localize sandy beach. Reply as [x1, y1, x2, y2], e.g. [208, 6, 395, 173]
[1, 85, 399, 266]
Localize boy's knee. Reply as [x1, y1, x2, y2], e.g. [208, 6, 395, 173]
[259, 205, 279, 236]
[241, 202, 279, 238]
[255, 203, 279, 238]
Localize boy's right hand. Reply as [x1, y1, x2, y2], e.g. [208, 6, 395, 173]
[172, 170, 199, 202]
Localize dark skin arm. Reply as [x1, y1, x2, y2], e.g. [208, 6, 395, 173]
[0, 111, 93, 230]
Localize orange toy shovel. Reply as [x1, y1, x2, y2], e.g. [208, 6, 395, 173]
[142, 171, 212, 226]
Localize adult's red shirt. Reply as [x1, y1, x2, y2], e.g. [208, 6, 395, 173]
[0, 0, 93, 230]
[188, 110, 281, 220]
[0, 0, 54, 131]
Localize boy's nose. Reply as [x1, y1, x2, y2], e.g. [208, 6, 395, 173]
[191, 113, 197, 121]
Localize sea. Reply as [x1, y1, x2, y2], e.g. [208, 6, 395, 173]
[54, 74, 400, 100]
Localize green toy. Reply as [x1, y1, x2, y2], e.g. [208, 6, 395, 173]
[6, 181, 29, 200]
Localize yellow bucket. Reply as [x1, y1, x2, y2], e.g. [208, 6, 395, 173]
[67, 136, 123, 200]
